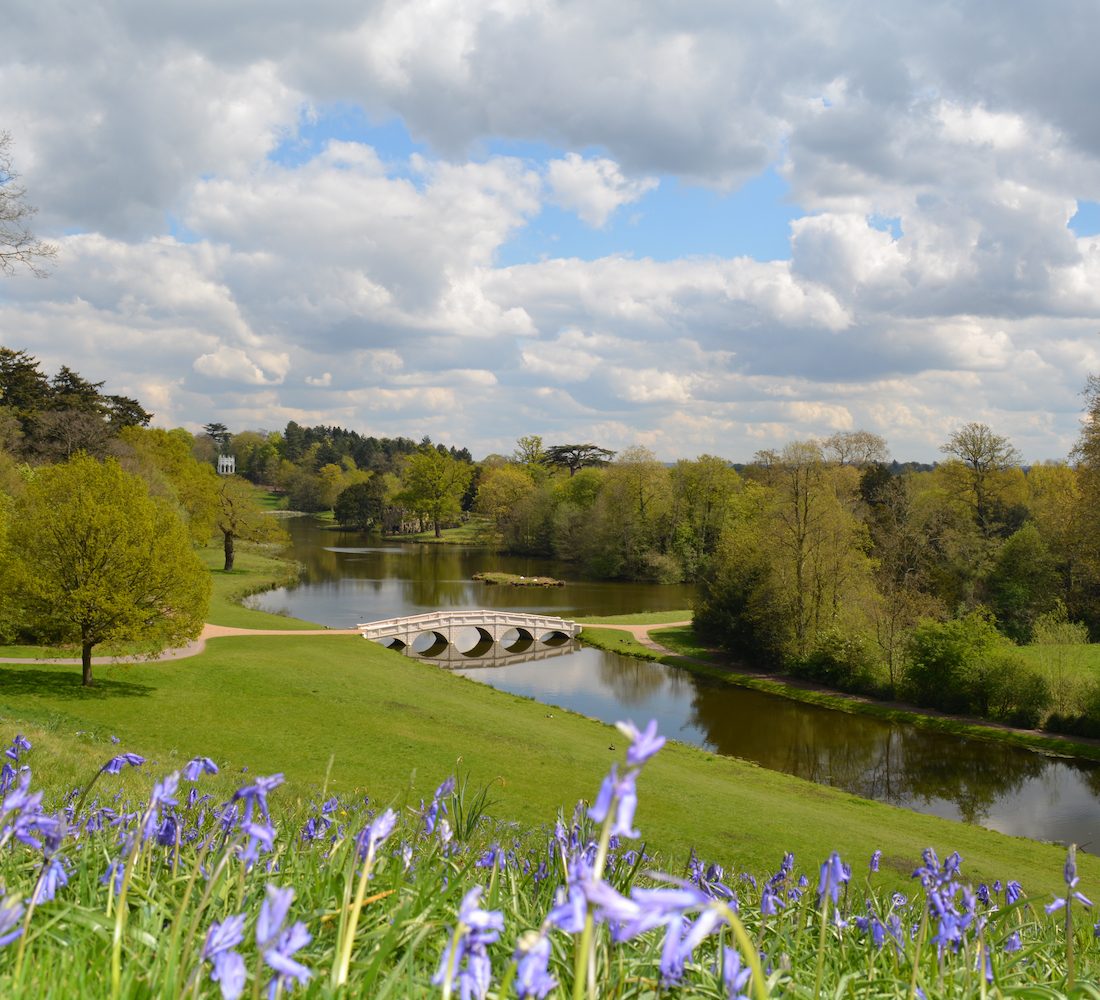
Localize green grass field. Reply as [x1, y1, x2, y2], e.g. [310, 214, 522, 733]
[0, 629, 1093, 897]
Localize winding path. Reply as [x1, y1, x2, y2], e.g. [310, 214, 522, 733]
[0, 620, 688, 665]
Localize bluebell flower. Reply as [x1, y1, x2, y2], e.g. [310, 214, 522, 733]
[1046, 845, 1092, 914]
[616, 719, 666, 766]
[588, 765, 639, 839]
[547, 882, 587, 934]
[232, 774, 284, 824]
[1005, 881, 1023, 905]
[356, 807, 397, 862]
[101, 753, 145, 774]
[817, 852, 849, 905]
[1004, 931, 1022, 952]
[720, 947, 752, 1000]
[31, 854, 70, 904]
[432, 887, 503, 1000]
[204, 913, 247, 1000]
[869, 850, 882, 873]
[513, 930, 556, 999]
[257, 885, 311, 998]
[0, 894, 25, 947]
[182, 756, 219, 781]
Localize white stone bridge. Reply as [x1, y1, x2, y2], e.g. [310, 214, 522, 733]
[357, 609, 582, 656]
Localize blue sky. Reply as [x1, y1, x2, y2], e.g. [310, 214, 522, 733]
[4, 1, 1100, 462]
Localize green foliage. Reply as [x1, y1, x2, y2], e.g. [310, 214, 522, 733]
[333, 477, 386, 530]
[793, 626, 878, 693]
[213, 475, 287, 571]
[396, 447, 474, 538]
[985, 522, 1061, 642]
[904, 611, 1051, 724]
[4, 454, 211, 685]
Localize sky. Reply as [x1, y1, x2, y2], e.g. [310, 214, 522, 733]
[3, 1, 1100, 463]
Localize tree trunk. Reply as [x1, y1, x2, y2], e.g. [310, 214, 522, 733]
[224, 530, 235, 571]
[82, 641, 94, 687]
[434, 517, 442, 538]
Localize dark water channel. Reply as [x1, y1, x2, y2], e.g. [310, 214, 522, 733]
[251, 517, 1100, 849]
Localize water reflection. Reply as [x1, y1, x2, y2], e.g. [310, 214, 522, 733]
[248, 518, 695, 625]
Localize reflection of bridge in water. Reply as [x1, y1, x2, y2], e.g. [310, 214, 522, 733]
[357, 609, 582, 667]
[405, 637, 582, 669]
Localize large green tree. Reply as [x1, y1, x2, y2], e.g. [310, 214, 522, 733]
[5, 454, 210, 686]
[214, 475, 285, 571]
[397, 447, 474, 537]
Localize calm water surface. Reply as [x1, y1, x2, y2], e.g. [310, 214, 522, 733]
[252, 517, 1100, 849]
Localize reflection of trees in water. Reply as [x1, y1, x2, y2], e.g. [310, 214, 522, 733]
[687, 679, 1046, 824]
[597, 654, 694, 707]
[1074, 761, 1100, 799]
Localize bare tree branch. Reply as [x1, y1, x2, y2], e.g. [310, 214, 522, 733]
[0, 131, 57, 277]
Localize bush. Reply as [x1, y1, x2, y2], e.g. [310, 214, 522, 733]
[903, 610, 1051, 725]
[793, 627, 878, 693]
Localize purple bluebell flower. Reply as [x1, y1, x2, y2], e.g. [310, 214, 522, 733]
[232, 774, 284, 824]
[720, 947, 753, 1000]
[588, 765, 639, 839]
[211, 951, 246, 1000]
[204, 913, 247, 1000]
[1005, 881, 1023, 906]
[1046, 845, 1092, 914]
[240, 821, 276, 867]
[616, 719, 666, 766]
[0, 894, 25, 948]
[817, 852, 849, 905]
[256, 885, 311, 997]
[432, 887, 503, 1000]
[182, 756, 219, 781]
[869, 850, 882, 873]
[4, 734, 31, 762]
[101, 752, 145, 774]
[547, 883, 587, 934]
[513, 931, 556, 999]
[32, 854, 70, 904]
[356, 807, 397, 862]
[1004, 931, 1022, 952]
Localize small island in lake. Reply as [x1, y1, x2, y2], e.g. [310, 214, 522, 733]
[473, 571, 565, 587]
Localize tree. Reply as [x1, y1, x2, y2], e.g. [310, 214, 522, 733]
[513, 435, 547, 468]
[544, 443, 616, 477]
[5, 454, 210, 686]
[822, 430, 889, 467]
[984, 523, 1061, 643]
[939, 422, 1023, 534]
[0, 132, 56, 277]
[397, 448, 474, 537]
[204, 422, 232, 451]
[334, 478, 386, 531]
[214, 475, 286, 570]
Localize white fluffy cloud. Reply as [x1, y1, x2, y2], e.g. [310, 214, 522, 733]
[3, 1, 1100, 460]
[546, 154, 658, 227]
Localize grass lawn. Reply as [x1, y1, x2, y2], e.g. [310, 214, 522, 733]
[0, 632, 1091, 896]
[198, 544, 325, 629]
[387, 518, 493, 544]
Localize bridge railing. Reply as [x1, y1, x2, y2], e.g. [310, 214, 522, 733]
[357, 609, 581, 639]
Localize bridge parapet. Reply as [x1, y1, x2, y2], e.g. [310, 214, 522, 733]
[357, 609, 582, 649]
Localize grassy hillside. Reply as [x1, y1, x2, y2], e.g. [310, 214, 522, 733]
[0, 631, 1092, 897]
